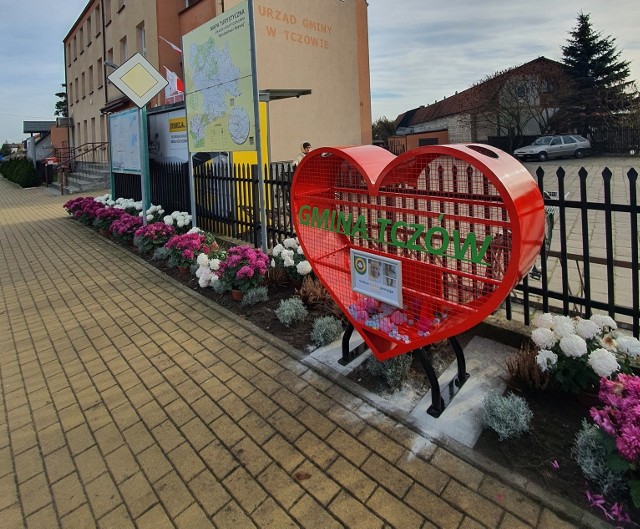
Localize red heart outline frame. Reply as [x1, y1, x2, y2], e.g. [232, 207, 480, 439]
[292, 144, 544, 360]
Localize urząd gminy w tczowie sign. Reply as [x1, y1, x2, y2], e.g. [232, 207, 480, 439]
[291, 144, 545, 361]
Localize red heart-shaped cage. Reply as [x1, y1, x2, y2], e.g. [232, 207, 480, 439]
[292, 144, 544, 360]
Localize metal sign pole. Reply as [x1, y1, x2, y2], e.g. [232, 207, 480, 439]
[189, 153, 197, 228]
[248, 0, 268, 252]
[139, 106, 150, 225]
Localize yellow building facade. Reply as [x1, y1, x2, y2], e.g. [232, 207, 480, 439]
[64, 0, 372, 162]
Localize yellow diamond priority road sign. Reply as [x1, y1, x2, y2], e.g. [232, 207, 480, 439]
[107, 53, 168, 108]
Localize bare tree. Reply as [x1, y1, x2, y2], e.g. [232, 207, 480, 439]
[463, 58, 570, 150]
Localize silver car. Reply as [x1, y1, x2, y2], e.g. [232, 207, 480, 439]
[513, 134, 591, 162]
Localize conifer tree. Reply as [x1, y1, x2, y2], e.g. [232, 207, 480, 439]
[558, 13, 636, 134]
[54, 84, 68, 118]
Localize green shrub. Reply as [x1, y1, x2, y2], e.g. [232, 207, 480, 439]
[1, 159, 40, 187]
[481, 393, 533, 441]
[275, 298, 307, 327]
[572, 420, 628, 497]
[241, 286, 269, 306]
[365, 354, 413, 391]
[310, 316, 343, 347]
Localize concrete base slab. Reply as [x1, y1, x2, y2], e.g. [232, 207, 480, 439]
[307, 330, 368, 376]
[306, 333, 516, 449]
[409, 336, 515, 448]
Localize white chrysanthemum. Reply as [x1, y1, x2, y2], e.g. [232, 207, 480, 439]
[163, 215, 174, 226]
[283, 256, 295, 267]
[616, 336, 640, 357]
[209, 258, 221, 271]
[588, 348, 620, 377]
[270, 258, 276, 268]
[535, 313, 554, 329]
[575, 318, 600, 340]
[187, 227, 201, 234]
[296, 260, 312, 276]
[283, 237, 298, 249]
[552, 314, 574, 327]
[177, 219, 185, 228]
[271, 244, 284, 257]
[198, 275, 210, 288]
[553, 320, 576, 339]
[536, 349, 558, 372]
[196, 253, 210, 267]
[195, 267, 202, 279]
[297, 245, 304, 255]
[559, 334, 587, 358]
[590, 314, 617, 331]
[531, 327, 557, 350]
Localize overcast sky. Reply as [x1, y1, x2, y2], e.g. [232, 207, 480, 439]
[1, 1, 639, 144]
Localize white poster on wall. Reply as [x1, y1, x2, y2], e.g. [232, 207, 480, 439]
[148, 109, 189, 163]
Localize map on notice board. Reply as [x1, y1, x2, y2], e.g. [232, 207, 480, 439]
[109, 108, 141, 174]
[182, 1, 255, 152]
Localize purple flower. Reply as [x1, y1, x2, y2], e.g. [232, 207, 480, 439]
[216, 245, 269, 292]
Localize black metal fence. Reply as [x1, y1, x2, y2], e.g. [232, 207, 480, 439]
[591, 126, 640, 154]
[125, 160, 639, 337]
[510, 166, 639, 337]
[193, 161, 295, 248]
[113, 161, 190, 214]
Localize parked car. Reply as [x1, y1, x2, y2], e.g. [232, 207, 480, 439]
[513, 134, 591, 162]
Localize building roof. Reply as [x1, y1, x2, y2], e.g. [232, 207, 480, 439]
[23, 121, 56, 134]
[394, 57, 564, 130]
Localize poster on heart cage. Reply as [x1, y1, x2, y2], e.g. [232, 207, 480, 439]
[350, 249, 402, 308]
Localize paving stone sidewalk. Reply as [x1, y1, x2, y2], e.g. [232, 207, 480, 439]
[0, 177, 610, 528]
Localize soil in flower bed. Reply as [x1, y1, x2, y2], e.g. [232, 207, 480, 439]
[140, 252, 344, 352]
[474, 387, 639, 524]
[344, 336, 462, 395]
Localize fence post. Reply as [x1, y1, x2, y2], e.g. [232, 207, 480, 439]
[251, 164, 260, 249]
[628, 168, 639, 337]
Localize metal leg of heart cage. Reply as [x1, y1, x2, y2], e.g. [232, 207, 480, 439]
[338, 322, 368, 366]
[415, 337, 470, 418]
